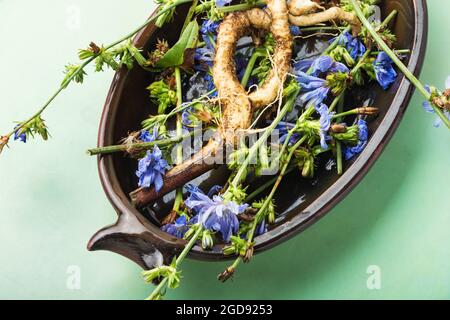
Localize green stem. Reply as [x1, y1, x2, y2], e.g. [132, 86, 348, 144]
[228, 88, 300, 190]
[4, 0, 193, 140]
[336, 97, 345, 175]
[299, 26, 346, 33]
[5, 58, 93, 139]
[244, 166, 295, 203]
[163, 89, 216, 124]
[241, 51, 264, 87]
[146, 225, 203, 300]
[173, 67, 184, 212]
[371, 49, 410, 56]
[195, 0, 265, 14]
[247, 136, 307, 244]
[174, 67, 184, 164]
[332, 108, 360, 119]
[350, 0, 450, 129]
[181, 0, 198, 34]
[86, 131, 196, 156]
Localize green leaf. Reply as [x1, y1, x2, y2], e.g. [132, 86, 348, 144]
[154, 20, 199, 69]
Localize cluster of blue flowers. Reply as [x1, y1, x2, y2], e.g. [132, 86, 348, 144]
[135, 128, 169, 192]
[294, 56, 349, 108]
[162, 184, 249, 243]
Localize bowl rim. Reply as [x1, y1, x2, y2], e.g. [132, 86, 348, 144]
[95, 0, 428, 261]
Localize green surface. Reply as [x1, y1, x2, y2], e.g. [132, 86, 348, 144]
[0, 0, 449, 300]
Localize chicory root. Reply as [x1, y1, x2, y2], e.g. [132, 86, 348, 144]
[130, 0, 362, 208]
[288, 0, 324, 16]
[247, 0, 293, 110]
[289, 6, 361, 36]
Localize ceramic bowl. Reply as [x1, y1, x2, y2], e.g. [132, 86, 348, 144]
[88, 0, 428, 269]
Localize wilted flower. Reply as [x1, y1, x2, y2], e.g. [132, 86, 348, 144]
[184, 184, 248, 242]
[373, 52, 397, 90]
[343, 119, 369, 160]
[136, 145, 169, 192]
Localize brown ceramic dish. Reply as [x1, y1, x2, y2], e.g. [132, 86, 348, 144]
[88, 0, 428, 269]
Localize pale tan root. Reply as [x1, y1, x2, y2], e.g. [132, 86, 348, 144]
[213, 0, 292, 140]
[288, 0, 324, 16]
[247, 0, 292, 110]
[213, 12, 255, 144]
[289, 7, 361, 36]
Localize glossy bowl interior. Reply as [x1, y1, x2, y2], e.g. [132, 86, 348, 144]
[88, 0, 427, 269]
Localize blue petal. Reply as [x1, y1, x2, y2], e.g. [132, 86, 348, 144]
[215, 0, 232, 8]
[374, 52, 397, 90]
[290, 25, 301, 36]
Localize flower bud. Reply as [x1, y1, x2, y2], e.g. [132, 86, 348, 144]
[267, 202, 276, 225]
[357, 107, 379, 115]
[89, 42, 101, 55]
[201, 230, 214, 250]
[217, 267, 235, 283]
[243, 244, 254, 263]
[0, 135, 9, 154]
[331, 124, 347, 133]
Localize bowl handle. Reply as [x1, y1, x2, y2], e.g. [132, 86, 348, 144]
[87, 209, 186, 269]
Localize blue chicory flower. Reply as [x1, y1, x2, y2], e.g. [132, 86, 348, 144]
[13, 126, 26, 143]
[161, 215, 189, 238]
[295, 71, 330, 107]
[294, 56, 349, 77]
[136, 145, 169, 192]
[373, 52, 397, 90]
[422, 82, 450, 128]
[184, 184, 248, 242]
[332, 31, 366, 60]
[343, 119, 369, 160]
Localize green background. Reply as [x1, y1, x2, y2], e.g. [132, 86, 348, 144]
[0, 0, 448, 300]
